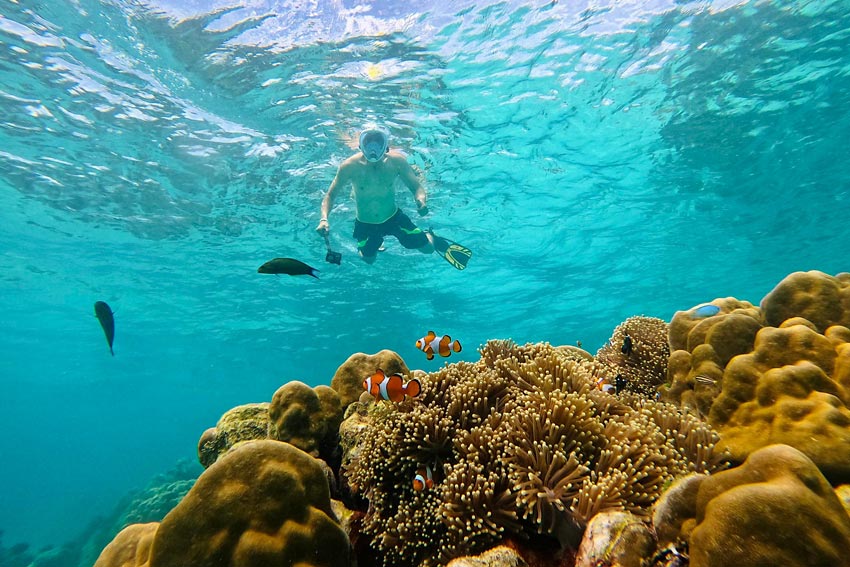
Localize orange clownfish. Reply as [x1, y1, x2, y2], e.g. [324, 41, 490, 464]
[362, 369, 421, 403]
[415, 331, 462, 360]
[413, 464, 435, 491]
[596, 374, 627, 395]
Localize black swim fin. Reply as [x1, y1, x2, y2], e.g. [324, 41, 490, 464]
[429, 230, 472, 271]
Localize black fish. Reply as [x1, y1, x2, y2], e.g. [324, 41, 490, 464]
[615, 374, 628, 394]
[258, 257, 319, 278]
[94, 301, 115, 356]
[621, 334, 633, 356]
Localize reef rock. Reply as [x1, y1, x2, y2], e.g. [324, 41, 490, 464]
[268, 380, 342, 462]
[710, 321, 850, 481]
[150, 440, 350, 567]
[446, 545, 527, 567]
[197, 402, 270, 468]
[687, 444, 850, 567]
[573, 510, 655, 567]
[93, 522, 157, 567]
[761, 270, 850, 332]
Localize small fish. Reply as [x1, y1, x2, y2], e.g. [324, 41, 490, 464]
[694, 374, 717, 386]
[691, 304, 721, 318]
[94, 301, 115, 356]
[257, 257, 319, 278]
[596, 374, 628, 395]
[413, 464, 435, 491]
[415, 331, 462, 360]
[615, 374, 628, 394]
[362, 369, 421, 402]
[621, 334, 633, 356]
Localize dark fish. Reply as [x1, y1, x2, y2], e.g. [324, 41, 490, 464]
[615, 374, 628, 394]
[257, 258, 319, 278]
[621, 334, 633, 356]
[94, 301, 115, 356]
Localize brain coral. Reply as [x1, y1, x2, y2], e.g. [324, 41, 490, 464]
[268, 381, 342, 462]
[149, 440, 350, 567]
[596, 316, 670, 396]
[761, 270, 850, 332]
[709, 321, 850, 481]
[656, 444, 850, 567]
[346, 341, 727, 567]
[331, 350, 409, 407]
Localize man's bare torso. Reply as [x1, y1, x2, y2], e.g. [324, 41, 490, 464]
[340, 152, 406, 223]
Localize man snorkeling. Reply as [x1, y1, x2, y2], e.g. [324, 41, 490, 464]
[316, 124, 471, 269]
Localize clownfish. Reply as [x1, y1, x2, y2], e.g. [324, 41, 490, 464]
[413, 464, 435, 491]
[596, 374, 627, 395]
[415, 331, 462, 360]
[362, 369, 421, 403]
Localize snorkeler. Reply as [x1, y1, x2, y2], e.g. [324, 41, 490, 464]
[315, 124, 471, 270]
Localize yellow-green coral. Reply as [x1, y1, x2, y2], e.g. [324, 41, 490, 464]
[654, 444, 850, 567]
[197, 403, 270, 468]
[346, 341, 727, 567]
[93, 523, 157, 567]
[710, 322, 850, 481]
[151, 440, 350, 567]
[268, 381, 342, 461]
[761, 270, 850, 332]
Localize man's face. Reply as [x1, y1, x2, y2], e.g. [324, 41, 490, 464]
[360, 131, 388, 162]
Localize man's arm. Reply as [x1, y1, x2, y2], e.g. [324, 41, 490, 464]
[396, 157, 428, 215]
[317, 164, 349, 235]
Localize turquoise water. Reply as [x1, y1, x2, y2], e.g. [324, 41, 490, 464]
[1, 0, 849, 553]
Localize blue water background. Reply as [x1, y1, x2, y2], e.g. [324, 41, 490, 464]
[2, 0, 849, 549]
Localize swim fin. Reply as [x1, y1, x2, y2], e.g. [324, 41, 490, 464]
[429, 230, 472, 271]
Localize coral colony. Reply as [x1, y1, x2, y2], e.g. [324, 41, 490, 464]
[95, 271, 850, 567]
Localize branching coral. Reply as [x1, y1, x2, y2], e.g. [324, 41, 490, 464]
[596, 316, 670, 396]
[346, 341, 727, 567]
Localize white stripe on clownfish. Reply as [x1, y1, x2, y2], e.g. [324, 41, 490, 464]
[413, 464, 435, 491]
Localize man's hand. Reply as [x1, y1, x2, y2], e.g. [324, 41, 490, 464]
[316, 218, 329, 236]
[416, 196, 429, 216]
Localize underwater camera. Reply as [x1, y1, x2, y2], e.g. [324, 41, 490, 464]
[323, 234, 342, 265]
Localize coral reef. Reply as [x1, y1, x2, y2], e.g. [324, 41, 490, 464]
[661, 273, 850, 481]
[573, 511, 654, 567]
[709, 321, 850, 481]
[150, 440, 349, 567]
[346, 341, 727, 567]
[268, 381, 343, 462]
[667, 298, 761, 356]
[331, 350, 410, 407]
[95, 440, 350, 567]
[761, 270, 850, 331]
[653, 444, 850, 567]
[596, 316, 670, 396]
[197, 403, 270, 468]
[92, 523, 157, 567]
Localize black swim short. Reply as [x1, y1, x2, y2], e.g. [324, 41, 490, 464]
[353, 209, 429, 258]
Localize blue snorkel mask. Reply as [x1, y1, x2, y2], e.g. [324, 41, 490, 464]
[359, 126, 389, 162]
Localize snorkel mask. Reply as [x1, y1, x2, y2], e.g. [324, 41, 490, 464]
[359, 125, 389, 162]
